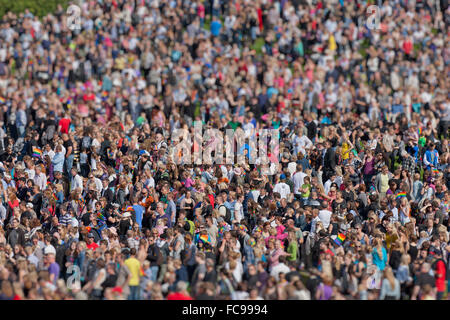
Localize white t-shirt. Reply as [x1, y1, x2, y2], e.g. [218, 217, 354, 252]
[292, 172, 307, 195]
[250, 190, 260, 202]
[287, 162, 297, 176]
[270, 263, 290, 281]
[234, 202, 243, 222]
[318, 209, 332, 229]
[273, 182, 291, 199]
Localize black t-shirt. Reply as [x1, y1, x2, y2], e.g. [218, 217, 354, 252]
[102, 274, 118, 289]
[246, 274, 259, 289]
[204, 269, 217, 284]
[63, 139, 73, 154]
[415, 273, 435, 288]
[306, 121, 317, 141]
[408, 245, 419, 262]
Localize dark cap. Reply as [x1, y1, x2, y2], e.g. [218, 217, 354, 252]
[88, 233, 95, 238]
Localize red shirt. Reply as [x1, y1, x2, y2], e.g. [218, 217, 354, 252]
[207, 194, 215, 207]
[59, 118, 71, 134]
[167, 292, 193, 300]
[403, 40, 413, 55]
[83, 93, 95, 102]
[87, 242, 99, 251]
[197, 5, 205, 18]
[8, 199, 19, 210]
[435, 260, 446, 292]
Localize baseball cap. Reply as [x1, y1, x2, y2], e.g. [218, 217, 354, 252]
[44, 245, 56, 255]
[88, 233, 95, 238]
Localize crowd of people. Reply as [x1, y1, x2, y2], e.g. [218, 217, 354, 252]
[0, 0, 448, 300]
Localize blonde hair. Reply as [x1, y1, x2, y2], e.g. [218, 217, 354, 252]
[384, 267, 396, 290]
[400, 254, 411, 266]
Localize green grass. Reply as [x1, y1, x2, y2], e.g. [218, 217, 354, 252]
[0, 0, 70, 18]
[251, 37, 265, 56]
[203, 17, 211, 31]
[358, 38, 371, 58]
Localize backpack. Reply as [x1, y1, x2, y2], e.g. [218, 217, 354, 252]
[219, 205, 232, 224]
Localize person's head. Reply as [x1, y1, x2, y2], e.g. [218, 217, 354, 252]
[421, 262, 431, 274]
[87, 232, 95, 244]
[176, 281, 189, 293]
[156, 202, 164, 214]
[11, 218, 19, 229]
[195, 251, 206, 264]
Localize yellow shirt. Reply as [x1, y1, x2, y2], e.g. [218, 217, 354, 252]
[341, 142, 351, 160]
[385, 233, 398, 252]
[124, 257, 141, 286]
[329, 35, 337, 51]
[380, 174, 389, 193]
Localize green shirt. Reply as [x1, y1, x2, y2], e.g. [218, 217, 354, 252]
[301, 183, 311, 198]
[287, 242, 298, 262]
[228, 121, 241, 130]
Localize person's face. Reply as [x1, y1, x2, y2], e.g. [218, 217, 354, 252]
[275, 241, 281, 249]
[420, 250, 427, 259]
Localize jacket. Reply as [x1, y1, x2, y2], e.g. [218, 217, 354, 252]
[374, 172, 393, 193]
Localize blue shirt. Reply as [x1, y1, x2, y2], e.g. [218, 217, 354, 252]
[211, 21, 222, 37]
[48, 262, 60, 284]
[267, 87, 278, 99]
[132, 204, 144, 229]
[372, 247, 388, 271]
[392, 104, 404, 114]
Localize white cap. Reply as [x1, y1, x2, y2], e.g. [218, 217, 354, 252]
[44, 245, 56, 255]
